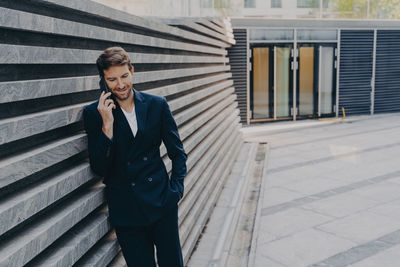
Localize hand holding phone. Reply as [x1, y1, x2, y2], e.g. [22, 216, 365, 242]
[97, 78, 115, 139]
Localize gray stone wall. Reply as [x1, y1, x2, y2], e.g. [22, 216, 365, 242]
[0, 1, 242, 266]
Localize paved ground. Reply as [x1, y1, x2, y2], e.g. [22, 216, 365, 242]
[189, 113, 400, 267]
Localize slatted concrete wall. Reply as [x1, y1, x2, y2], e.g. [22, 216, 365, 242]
[227, 29, 248, 124]
[0, 1, 242, 266]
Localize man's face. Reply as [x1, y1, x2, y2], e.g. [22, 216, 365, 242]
[103, 64, 134, 101]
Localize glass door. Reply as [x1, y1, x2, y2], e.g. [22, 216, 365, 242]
[274, 46, 292, 119]
[252, 47, 272, 119]
[298, 45, 315, 117]
[296, 44, 336, 118]
[318, 46, 335, 116]
[250, 44, 293, 121]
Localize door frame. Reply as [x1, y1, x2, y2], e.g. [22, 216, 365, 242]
[295, 42, 337, 119]
[249, 43, 294, 122]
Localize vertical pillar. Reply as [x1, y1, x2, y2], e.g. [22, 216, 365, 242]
[336, 29, 341, 117]
[371, 29, 377, 115]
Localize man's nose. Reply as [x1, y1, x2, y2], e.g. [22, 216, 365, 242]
[116, 79, 123, 88]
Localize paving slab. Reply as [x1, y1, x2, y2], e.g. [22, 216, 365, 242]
[349, 244, 400, 267]
[246, 113, 400, 267]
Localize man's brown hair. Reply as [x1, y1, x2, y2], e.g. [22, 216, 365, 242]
[96, 47, 133, 77]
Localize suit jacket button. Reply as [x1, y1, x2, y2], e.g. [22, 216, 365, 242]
[143, 157, 148, 161]
[131, 182, 135, 187]
[127, 161, 131, 166]
[148, 177, 152, 182]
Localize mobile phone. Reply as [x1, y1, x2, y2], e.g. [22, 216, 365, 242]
[99, 77, 111, 99]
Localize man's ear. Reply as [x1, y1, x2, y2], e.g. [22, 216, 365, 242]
[130, 65, 134, 74]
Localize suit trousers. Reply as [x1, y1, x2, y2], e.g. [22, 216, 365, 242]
[115, 204, 183, 267]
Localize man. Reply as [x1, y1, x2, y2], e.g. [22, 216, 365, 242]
[83, 47, 187, 266]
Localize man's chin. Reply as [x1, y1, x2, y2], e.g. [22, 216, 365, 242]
[114, 90, 132, 101]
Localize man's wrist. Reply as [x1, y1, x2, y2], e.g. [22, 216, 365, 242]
[102, 125, 113, 139]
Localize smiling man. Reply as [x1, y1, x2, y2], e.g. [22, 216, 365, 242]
[83, 47, 187, 266]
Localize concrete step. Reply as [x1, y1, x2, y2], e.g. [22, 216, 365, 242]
[187, 141, 266, 267]
[225, 143, 269, 267]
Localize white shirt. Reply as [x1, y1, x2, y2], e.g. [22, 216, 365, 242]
[121, 106, 138, 137]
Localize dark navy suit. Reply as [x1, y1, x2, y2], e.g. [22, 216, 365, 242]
[83, 88, 187, 266]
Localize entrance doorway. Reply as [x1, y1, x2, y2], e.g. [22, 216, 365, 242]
[250, 44, 293, 121]
[249, 43, 337, 122]
[296, 44, 337, 118]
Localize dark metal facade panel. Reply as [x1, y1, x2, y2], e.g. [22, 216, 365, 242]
[228, 29, 248, 124]
[375, 30, 400, 114]
[339, 30, 374, 115]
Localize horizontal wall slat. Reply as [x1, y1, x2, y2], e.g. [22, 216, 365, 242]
[35, 0, 230, 47]
[132, 65, 231, 84]
[179, 111, 239, 221]
[0, 72, 232, 104]
[26, 208, 110, 267]
[0, 7, 227, 56]
[0, 162, 96, 236]
[0, 182, 104, 267]
[74, 231, 120, 267]
[0, 44, 229, 64]
[180, 127, 240, 243]
[174, 87, 235, 125]
[0, 134, 87, 189]
[0, 102, 88, 145]
[156, 17, 234, 45]
[181, 131, 241, 264]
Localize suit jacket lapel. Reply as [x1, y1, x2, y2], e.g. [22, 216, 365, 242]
[113, 102, 135, 143]
[133, 88, 147, 135]
[112, 87, 147, 159]
[126, 88, 147, 159]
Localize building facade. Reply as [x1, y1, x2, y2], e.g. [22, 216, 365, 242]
[92, 0, 329, 18]
[228, 19, 400, 124]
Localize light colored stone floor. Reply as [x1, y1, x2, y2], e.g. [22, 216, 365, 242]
[188, 113, 400, 267]
[248, 113, 400, 267]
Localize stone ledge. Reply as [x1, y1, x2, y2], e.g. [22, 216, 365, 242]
[0, 162, 96, 236]
[27, 207, 110, 266]
[0, 7, 226, 56]
[0, 44, 229, 64]
[0, 134, 87, 189]
[0, 182, 105, 266]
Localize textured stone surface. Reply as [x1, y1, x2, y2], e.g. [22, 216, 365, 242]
[179, 113, 239, 221]
[0, 72, 231, 104]
[0, 7, 226, 55]
[180, 130, 240, 243]
[154, 17, 233, 44]
[0, 162, 96, 236]
[187, 143, 254, 267]
[145, 72, 232, 98]
[0, 2, 240, 266]
[181, 133, 242, 264]
[0, 102, 88, 145]
[168, 80, 233, 111]
[0, 134, 87, 188]
[132, 65, 230, 84]
[27, 208, 110, 267]
[39, 0, 231, 47]
[0, 76, 98, 103]
[0, 183, 105, 266]
[74, 231, 120, 267]
[0, 44, 228, 64]
[174, 87, 235, 125]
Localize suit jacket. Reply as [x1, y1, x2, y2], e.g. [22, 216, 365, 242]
[83, 88, 187, 227]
